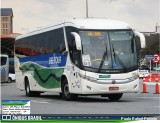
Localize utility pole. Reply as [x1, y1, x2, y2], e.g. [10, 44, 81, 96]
[86, 0, 88, 18]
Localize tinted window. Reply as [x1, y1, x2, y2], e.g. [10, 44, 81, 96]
[1, 57, 7, 65]
[65, 26, 78, 50]
[15, 28, 66, 57]
[65, 27, 82, 67]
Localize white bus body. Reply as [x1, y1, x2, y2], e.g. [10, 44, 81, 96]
[15, 18, 145, 100]
[1, 54, 9, 82]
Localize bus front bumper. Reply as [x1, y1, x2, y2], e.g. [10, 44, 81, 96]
[80, 78, 139, 94]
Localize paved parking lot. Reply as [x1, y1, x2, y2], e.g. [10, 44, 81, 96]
[1, 79, 160, 115]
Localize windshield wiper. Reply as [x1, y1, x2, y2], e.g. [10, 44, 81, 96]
[98, 42, 108, 73]
[131, 37, 135, 53]
[98, 50, 108, 73]
[112, 44, 127, 71]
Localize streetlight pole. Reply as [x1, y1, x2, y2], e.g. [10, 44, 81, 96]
[86, 0, 88, 18]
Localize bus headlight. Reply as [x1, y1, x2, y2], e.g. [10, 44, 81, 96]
[128, 74, 139, 81]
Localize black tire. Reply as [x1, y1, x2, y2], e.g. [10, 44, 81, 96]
[8, 77, 12, 83]
[25, 78, 40, 97]
[107, 93, 123, 101]
[61, 79, 77, 101]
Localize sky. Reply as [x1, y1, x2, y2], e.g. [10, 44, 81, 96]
[1, 0, 160, 34]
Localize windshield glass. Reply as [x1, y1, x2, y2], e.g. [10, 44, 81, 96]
[80, 30, 137, 71]
[109, 31, 137, 69]
[80, 31, 112, 69]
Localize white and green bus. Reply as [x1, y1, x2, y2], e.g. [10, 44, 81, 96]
[15, 18, 145, 100]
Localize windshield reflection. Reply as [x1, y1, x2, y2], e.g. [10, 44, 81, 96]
[80, 30, 137, 71]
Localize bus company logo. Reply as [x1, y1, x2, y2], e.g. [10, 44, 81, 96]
[49, 56, 61, 65]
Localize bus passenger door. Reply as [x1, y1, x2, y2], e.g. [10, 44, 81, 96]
[68, 32, 82, 94]
[69, 48, 82, 94]
[70, 64, 82, 94]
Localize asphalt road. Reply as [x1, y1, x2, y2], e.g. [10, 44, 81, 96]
[1, 80, 160, 115]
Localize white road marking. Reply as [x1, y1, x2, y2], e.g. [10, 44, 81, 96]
[139, 97, 159, 98]
[31, 100, 50, 104]
[133, 96, 159, 99]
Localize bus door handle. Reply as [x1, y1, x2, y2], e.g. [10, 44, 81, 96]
[71, 65, 76, 77]
[73, 73, 76, 76]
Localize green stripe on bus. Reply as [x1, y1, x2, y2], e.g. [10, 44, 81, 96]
[21, 62, 64, 89]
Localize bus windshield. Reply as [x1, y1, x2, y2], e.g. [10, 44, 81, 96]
[80, 30, 137, 71]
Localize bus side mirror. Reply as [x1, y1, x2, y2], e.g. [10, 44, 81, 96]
[71, 32, 82, 50]
[134, 31, 146, 48]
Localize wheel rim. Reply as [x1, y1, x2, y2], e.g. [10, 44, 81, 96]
[64, 83, 70, 97]
[26, 84, 30, 95]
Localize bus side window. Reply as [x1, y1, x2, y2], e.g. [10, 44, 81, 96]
[60, 43, 66, 53]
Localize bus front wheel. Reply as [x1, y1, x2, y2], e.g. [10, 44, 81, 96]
[61, 79, 77, 101]
[107, 93, 123, 101]
[25, 78, 40, 97]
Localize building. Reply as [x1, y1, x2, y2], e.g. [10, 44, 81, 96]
[155, 25, 160, 33]
[1, 8, 13, 34]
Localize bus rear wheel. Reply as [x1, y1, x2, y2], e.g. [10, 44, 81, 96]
[61, 79, 77, 101]
[107, 93, 123, 101]
[25, 78, 40, 97]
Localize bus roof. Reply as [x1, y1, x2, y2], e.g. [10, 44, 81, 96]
[66, 18, 131, 30]
[16, 18, 131, 40]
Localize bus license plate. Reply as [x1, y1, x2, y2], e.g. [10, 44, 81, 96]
[109, 87, 119, 91]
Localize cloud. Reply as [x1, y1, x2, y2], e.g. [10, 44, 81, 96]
[1, 0, 159, 33]
[38, 0, 70, 10]
[87, 0, 159, 31]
